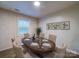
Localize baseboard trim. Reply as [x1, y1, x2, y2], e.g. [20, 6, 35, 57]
[66, 49, 79, 55]
[57, 46, 79, 55]
[0, 48, 13, 53]
[0, 46, 13, 52]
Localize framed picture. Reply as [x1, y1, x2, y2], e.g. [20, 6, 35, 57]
[47, 21, 70, 30]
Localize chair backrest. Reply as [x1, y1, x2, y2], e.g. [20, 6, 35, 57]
[24, 33, 30, 38]
[49, 34, 56, 44]
[11, 38, 24, 57]
[39, 33, 45, 38]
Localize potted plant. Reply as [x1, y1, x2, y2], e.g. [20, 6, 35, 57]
[36, 27, 41, 38]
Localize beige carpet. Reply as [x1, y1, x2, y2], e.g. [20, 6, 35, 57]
[0, 46, 79, 58]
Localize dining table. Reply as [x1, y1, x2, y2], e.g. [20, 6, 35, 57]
[22, 37, 55, 58]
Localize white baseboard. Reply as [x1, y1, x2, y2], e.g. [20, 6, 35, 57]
[57, 46, 79, 55]
[0, 46, 12, 52]
[66, 49, 79, 55]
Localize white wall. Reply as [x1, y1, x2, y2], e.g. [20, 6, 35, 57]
[39, 4, 79, 53]
[0, 9, 38, 51]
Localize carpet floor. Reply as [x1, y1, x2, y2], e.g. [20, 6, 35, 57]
[0, 46, 79, 58]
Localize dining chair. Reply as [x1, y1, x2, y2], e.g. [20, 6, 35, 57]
[39, 33, 45, 38]
[11, 38, 24, 58]
[48, 34, 56, 52]
[24, 33, 30, 39]
[49, 34, 56, 44]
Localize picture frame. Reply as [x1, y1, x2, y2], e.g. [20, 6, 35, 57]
[47, 21, 70, 30]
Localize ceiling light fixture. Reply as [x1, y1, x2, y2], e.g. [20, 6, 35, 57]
[34, 1, 40, 7]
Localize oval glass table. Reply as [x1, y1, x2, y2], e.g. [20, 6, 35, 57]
[22, 38, 55, 58]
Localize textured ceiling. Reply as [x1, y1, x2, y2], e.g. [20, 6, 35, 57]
[0, 1, 78, 18]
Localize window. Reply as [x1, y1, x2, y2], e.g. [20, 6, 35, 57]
[18, 20, 29, 35]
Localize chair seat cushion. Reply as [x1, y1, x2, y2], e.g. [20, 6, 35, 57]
[42, 43, 51, 48]
[42, 39, 48, 43]
[30, 42, 39, 48]
[24, 39, 30, 41]
[23, 39, 32, 45]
